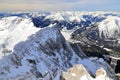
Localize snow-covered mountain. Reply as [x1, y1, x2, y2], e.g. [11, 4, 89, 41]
[0, 25, 115, 80]
[98, 16, 120, 41]
[0, 12, 120, 80]
[0, 16, 40, 58]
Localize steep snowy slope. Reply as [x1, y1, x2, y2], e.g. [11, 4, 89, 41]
[0, 16, 40, 58]
[0, 25, 115, 80]
[98, 16, 120, 41]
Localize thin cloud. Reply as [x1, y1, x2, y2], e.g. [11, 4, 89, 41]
[0, 0, 120, 11]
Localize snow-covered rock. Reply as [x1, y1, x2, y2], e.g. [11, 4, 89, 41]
[0, 16, 40, 58]
[98, 16, 120, 39]
[0, 24, 115, 80]
[0, 12, 118, 80]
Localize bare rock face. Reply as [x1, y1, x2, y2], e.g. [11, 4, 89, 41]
[62, 64, 116, 80]
[96, 68, 106, 77]
[62, 64, 92, 80]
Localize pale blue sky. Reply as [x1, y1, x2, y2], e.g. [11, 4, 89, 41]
[0, 0, 120, 11]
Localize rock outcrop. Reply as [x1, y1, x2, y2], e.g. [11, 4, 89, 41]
[62, 64, 116, 80]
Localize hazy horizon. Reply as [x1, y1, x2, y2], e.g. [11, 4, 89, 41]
[0, 0, 120, 12]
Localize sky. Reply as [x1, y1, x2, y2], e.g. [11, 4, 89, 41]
[0, 0, 120, 12]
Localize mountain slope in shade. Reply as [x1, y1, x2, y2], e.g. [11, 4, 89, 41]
[0, 25, 115, 80]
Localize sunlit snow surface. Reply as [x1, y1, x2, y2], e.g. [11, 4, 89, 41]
[0, 16, 40, 58]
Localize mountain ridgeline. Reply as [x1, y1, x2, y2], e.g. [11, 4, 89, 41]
[0, 12, 120, 80]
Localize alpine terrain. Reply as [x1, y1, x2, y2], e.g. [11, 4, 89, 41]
[0, 12, 120, 80]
